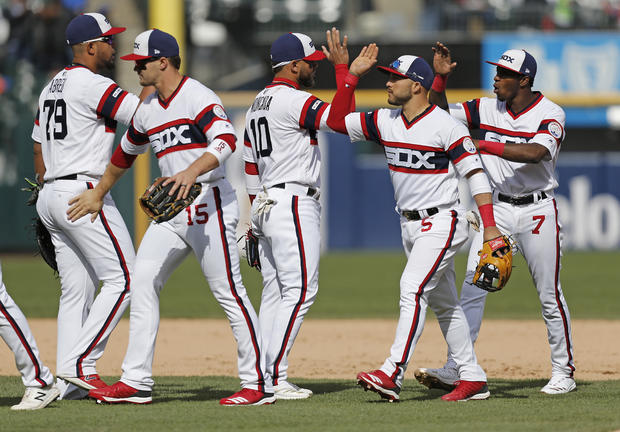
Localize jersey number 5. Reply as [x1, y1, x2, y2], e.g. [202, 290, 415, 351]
[249, 117, 272, 158]
[43, 99, 68, 140]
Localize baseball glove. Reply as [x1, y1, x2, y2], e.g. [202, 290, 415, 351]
[244, 228, 261, 271]
[473, 235, 513, 292]
[22, 176, 42, 206]
[33, 217, 58, 272]
[139, 177, 202, 223]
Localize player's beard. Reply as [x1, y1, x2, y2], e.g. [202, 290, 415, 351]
[299, 69, 316, 88]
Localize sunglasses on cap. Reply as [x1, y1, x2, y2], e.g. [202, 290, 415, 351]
[81, 36, 114, 46]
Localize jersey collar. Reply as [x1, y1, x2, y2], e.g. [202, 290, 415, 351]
[400, 104, 435, 129]
[65, 63, 89, 70]
[158, 76, 189, 109]
[267, 77, 299, 89]
[506, 91, 543, 119]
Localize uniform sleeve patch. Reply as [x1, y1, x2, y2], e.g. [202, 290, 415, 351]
[463, 137, 477, 154]
[548, 121, 562, 139]
[213, 104, 228, 120]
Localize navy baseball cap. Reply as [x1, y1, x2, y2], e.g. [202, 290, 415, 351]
[377, 55, 434, 90]
[66, 12, 125, 45]
[120, 29, 179, 61]
[486, 49, 537, 78]
[270, 32, 326, 69]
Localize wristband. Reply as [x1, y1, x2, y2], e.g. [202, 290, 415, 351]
[477, 203, 496, 228]
[344, 72, 359, 87]
[431, 74, 447, 92]
[478, 140, 505, 156]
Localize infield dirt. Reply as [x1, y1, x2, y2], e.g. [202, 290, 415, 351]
[1, 319, 618, 381]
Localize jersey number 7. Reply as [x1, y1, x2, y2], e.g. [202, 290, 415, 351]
[249, 117, 272, 158]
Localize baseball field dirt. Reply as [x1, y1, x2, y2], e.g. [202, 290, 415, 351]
[1, 319, 618, 381]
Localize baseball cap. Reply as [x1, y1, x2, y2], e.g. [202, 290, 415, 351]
[485, 49, 537, 78]
[66, 12, 126, 45]
[270, 33, 326, 69]
[377, 55, 434, 90]
[120, 29, 179, 61]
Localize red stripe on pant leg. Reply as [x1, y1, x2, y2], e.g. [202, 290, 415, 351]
[75, 182, 131, 376]
[391, 210, 458, 382]
[0, 301, 47, 387]
[272, 196, 308, 385]
[552, 199, 575, 376]
[213, 187, 265, 391]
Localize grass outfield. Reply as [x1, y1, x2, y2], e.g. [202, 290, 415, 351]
[1, 251, 619, 319]
[3, 376, 620, 432]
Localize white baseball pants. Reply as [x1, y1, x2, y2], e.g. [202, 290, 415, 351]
[36, 179, 134, 393]
[454, 197, 575, 378]
[1, 263, 55, 388]
[251, 186, 320, 386]
[120, 180, 268, 392]
[380, 209, 487, 388]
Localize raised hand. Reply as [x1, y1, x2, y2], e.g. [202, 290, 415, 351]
[349, 43, 379, 77]
[322, 27, 349, 65]
[432, 41, 457, 76]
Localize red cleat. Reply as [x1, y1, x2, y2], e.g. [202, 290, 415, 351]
[219, 388, 276, 406]
[441, 380, 490, 401]
[89, 381, 152, 404]
[356, 370, 400, 402]
[59, 374, 108, 390]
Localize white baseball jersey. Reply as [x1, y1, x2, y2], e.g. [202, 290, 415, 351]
[32, 64, 139, 181]
[243, 78, 332, 190]
[120, 76, 236, 180]
[344, 105, 483, 210]
[449, 92, 565, 196]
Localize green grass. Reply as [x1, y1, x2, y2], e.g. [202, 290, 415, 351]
[2, 376, 620, 432]
[2, 251, 619, 319]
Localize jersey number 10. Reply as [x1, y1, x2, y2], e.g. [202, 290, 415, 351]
[43, 99, 68, 141]
[249, 117, 272, 158]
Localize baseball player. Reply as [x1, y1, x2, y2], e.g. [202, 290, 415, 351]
[32, 12, 139, 399]
[67, 29, 271, 406]
[326, 49, 508, 402]
[1, 262, 60, 410]
[243, 29, 354, 400]
[415, 44, 575, 395]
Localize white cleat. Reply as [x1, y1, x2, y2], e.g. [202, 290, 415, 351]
[274, 381, 313, 400]
[540, 376, 576, 394]
[11, 385, 61, 410]
[414, 367, 459, 391]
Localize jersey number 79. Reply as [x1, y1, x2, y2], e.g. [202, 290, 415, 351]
[43, 99, 68, 140]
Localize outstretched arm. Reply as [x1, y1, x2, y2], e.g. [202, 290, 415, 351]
[326, 44, 379, 133]
[429, 41, 457, 111]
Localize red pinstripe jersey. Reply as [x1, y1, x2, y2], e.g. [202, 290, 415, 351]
[243, 78, 332, 190]
[344, 104, 482, 211]
[119, 76, 236, 181]
[32, 65, 139, 181]
[449, 93, 565, 196]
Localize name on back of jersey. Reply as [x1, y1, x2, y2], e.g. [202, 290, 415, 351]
[251, 95, 273, 112]
[49, 77, 66, 93]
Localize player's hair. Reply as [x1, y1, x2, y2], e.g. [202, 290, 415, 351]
[167, 55, 182, 70]
[272, 64, 285, 74]
[527, 76, 535, 88]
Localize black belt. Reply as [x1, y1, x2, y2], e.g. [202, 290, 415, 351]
[498, 191, 547, 206]
[401, 207, 439, 221]
[44, 174, 78, 183]
[273, 183, 318, 197]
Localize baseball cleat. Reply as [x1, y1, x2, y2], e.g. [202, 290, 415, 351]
[89, 381, 152, 404]
[414, 367, 458, 391]
[441, 380, 490, 401]
[356, 370, 400, 402]
[59, 374, 108, 390]
[219, 388, 276, 406]
[540, 376, 576, 394]
[274, 381, 313, 400]
[11, 385, 61, 410]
